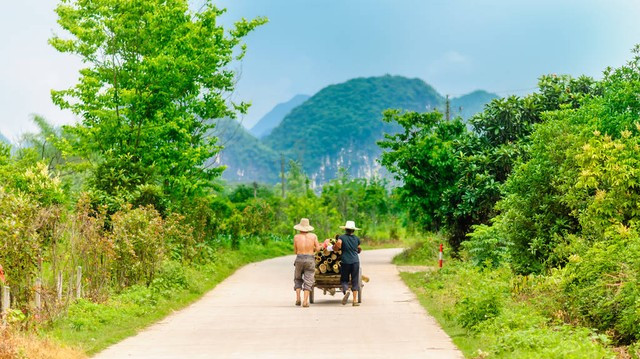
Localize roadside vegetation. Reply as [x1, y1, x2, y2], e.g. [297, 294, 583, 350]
[0, 1, 403, 357]
[386, 47, 640, 358]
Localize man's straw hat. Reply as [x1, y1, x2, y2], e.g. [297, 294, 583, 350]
[294, 218, 314, 232]
[340, 220, 360, 230]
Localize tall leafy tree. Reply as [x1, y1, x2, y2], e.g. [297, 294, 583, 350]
[378, 110, 466, 233]
[379, 75, 602, 250]
[49, 0, 266, 208]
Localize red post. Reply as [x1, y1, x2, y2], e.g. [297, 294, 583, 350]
[438, 244, 443, 268]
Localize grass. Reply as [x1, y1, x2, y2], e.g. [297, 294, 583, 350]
[361, 227, 437, 251]
[400, 271, 482, 357]
[395, 246, 618, 358]
[392, 233, 444, 265]
[43, 241, 292, 356]
[0, 327, 85, 359]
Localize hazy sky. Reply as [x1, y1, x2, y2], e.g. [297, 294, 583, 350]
[1, 0, 639, 140]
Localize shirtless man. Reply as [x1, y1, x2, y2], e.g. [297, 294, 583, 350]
[293, 218, 321, 307]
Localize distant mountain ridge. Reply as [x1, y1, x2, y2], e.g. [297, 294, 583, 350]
[250, 94, 310, 138]
[209, 118, 280, 183]
[215, 75, 498, 184]
[450, 90, 498, 120]
[0, 132, 9, 144]
[263, 75, 443, 185]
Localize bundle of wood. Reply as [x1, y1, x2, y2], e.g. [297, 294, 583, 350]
[314, 237, 341, 275]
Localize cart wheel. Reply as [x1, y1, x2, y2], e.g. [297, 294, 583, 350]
[310, 288, 315, 304]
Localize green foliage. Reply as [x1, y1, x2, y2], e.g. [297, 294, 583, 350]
[400, 260, 616, 358]
[0, 155, 65, 304]
[321, 169, 391, 236]
[280, 192, 340, 240]
[50, 0, 266, 207]
[427, 46, 640, 349]
[463, 223, 509, 268]
[379, 110, 466, 232]
[379, 73, 601, 250]
[476, 305, 613, 359]
[71, 194, 113, 300]
[17, 115, 68, 172]
[485, 47, 640, 274]
[0, 187, 41, 303]
[560, 231, 640, 344]
[392, 236, 441, 265]
[110, 205, 165, 287]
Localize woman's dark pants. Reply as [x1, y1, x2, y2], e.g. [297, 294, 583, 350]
[340, 261, 360, 293]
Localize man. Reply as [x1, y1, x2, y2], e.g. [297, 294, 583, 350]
[335, 220, 362, 306]
[293, 218, 321, 307]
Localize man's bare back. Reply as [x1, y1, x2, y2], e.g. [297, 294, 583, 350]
[294, 232, 320, 255]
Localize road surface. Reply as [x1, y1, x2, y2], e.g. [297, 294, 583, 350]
[94, 248, 462, 359]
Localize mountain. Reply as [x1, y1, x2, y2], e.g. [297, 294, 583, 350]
[263, 75, 445, 185]
[0, 132, 9, 144]
[249, 94, 310, 138]
[212, 75, 498, 185]
[209, 118, 280, 183]
[450, 90, 499, 120]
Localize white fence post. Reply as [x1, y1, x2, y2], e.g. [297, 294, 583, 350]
[1, 285, 10, 323]
[76, 266, 82, 300]
[56, 271, 63, 301]
[35, 278, 42, 310]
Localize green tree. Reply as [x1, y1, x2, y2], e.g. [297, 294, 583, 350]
[321, 169, 391, 234]
[378, 110, 466, 234]
[379, 75, 601, 250]
[49, 0, 266, 207]
[478, 46, 640, 273]
[17, 115, 65, 171]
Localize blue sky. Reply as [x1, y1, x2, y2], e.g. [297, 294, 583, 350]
[1, 0, 639, 139]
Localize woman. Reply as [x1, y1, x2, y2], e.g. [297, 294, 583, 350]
[335, 220, 361, 306]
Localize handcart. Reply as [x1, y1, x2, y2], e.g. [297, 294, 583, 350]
[310, 269, 363, 304]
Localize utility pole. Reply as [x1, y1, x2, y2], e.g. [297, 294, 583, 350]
[445, 94, 451, 121]
[252, 181, 258, 199]
[280, 153, 286, 198]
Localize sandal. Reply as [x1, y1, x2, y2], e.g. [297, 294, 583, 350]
[295, 300, 301, 306]
[302, 302, 309, 307]
[341, 291, 351, 305]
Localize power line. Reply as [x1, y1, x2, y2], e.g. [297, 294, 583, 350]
[445, 85, 539, 98]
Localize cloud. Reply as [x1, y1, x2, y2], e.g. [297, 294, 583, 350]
[443, 50, 470, 65]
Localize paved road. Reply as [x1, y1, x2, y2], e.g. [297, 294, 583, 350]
[94, 248, 463, 359]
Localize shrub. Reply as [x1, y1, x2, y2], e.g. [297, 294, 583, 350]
[150, 261, 189, 298]
[0, 187, 41, 304]
[71, 194, 114, 301]
[392, 238, 439, 265]
[463, 223, 509, 267]
[453, 266, 510, 329]
[164, 213, 196, 262]
[110, 205, 165, 288]
[561, 231, 640, 344]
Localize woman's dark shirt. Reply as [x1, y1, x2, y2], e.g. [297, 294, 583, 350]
[339, 234, 360, 264]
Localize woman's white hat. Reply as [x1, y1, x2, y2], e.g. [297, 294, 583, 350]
[294, 218, 314, 232]
[340, 220, 360, 230]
